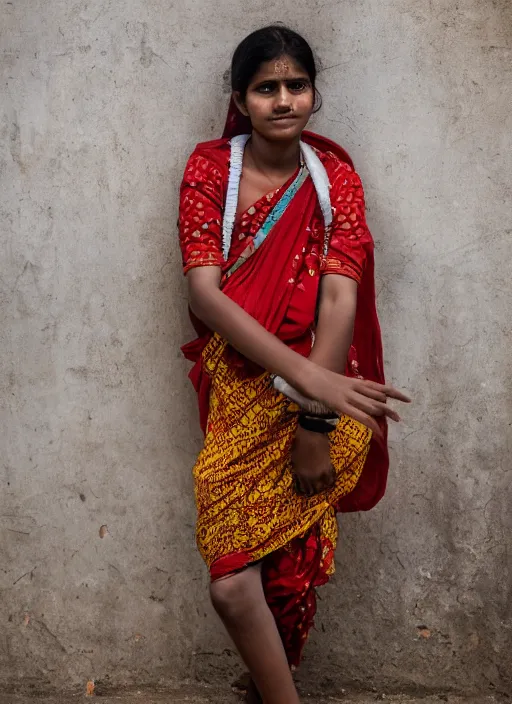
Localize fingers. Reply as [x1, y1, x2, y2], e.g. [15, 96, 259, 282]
[365, 381, 411, 403]
[348, 395, 401, 423]
[374, 403, 401, 422]
[295, 475, 314, 497]
[338, 381, 410, 423]
[353, 385, 388, 403]
[343, 406, 383, 437]
[312, 467, 336, 494]
[323, 466, 336, 491]
[386, 408, 401, 423]
[294, 468, 336, 497]
[385, 387, 412, 403]
[357, 398, 400, 421]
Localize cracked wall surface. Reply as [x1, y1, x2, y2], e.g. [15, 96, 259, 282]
[1, 0, 511, 697]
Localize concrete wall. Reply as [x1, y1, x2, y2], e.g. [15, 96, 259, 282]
[1, 0, 511, 696]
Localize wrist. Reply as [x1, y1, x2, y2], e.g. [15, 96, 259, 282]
[298, 414, 336, 434]
[283, 356, 317, 397]
[295, 361, 331, 401]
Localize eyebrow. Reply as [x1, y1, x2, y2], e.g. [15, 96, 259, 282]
[252, 76, 311, 87]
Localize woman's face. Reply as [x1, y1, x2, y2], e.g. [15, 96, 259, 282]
[235, 54, 315, 141]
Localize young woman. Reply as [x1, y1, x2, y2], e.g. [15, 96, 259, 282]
[179, 25, 409, 704]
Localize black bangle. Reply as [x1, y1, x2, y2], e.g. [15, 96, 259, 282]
[298, 414, 335, 434]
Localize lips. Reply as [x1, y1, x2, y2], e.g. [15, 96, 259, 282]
[270, 115, 298, 122]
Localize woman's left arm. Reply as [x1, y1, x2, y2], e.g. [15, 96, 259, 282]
[308, 274, 357, 373]
[308, 159, 370, 373]
[292, 274, 358, 496]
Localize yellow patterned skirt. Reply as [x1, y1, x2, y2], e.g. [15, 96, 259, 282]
[194, 333, 371, 579]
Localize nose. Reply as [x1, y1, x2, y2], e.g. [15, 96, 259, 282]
[274, 85, 292, 112]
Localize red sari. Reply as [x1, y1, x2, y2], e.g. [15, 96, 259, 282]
[179, 107, 388, 666]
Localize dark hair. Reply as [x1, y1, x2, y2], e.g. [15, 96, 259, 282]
[231, 25, 320, 108]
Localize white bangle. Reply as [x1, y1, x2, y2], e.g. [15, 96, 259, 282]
[272, 375, 338, 421]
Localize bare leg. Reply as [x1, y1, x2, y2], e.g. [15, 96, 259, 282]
[246, 677, 263, 703]
[231, 671, 261, 703]
[210, 563, 300, 704]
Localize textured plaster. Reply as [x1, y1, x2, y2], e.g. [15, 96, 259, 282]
[1, 0, 511, 698]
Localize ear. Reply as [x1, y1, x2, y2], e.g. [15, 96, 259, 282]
[233, 91, 249, 117]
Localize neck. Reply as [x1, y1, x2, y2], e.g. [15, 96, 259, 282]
[249, 131, 301, 173]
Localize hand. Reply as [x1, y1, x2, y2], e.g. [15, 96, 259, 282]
[307, 368, 411, 437]
[291, 426, 335, 497]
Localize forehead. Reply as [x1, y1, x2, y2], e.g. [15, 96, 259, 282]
[249, 55, 309, 83]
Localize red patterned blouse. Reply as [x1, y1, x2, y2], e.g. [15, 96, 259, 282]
[179, 140, 370, 285]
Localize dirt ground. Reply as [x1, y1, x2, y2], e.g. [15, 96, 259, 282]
[0, 691, 505, 704]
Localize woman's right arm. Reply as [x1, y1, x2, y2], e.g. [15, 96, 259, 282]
[187, 266, 409, 434]
[188, 266, 314, 390]
[180, 150, 317, 394]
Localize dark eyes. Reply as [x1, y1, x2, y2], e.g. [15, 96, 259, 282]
[288, 81, 309, 92]
[255, 80, 309, 94]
